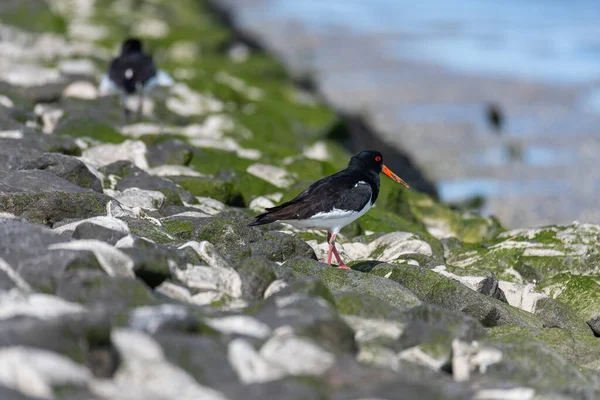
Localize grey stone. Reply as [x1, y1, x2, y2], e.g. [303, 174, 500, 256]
[0, 311, 118, 379]
[146, 138, 194, 167]
[99, 160, 194, 206]
[193, 214, 316, 263]
[233, 256, 278, 301]
[19, 152, 103, 192]
[121, 247, 173, 289]
[0, 170, 110, 226]
[72, 221, 128, 244]
[477, 272, 508, 304]
[0, 133, 80, 171]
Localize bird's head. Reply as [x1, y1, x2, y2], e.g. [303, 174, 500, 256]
[349, 150, 409, 188]
[121, 38, 144, 55]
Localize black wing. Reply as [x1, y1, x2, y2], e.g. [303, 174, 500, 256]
[248, 171, 372, 226]
[108, 53, 157, 94]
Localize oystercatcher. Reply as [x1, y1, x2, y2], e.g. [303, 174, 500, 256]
[249, 150, 409, 269]
[99, 38, 174, 119]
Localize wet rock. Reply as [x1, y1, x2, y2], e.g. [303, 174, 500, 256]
[477, 273, 508, 303]
[19, 152, 103, 192]
[0, 170, 110, 225]
[146, 139, 194, 167]
[233, 256, 278, 301]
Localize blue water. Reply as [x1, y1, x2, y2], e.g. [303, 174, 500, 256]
[264, 0, 600, 84]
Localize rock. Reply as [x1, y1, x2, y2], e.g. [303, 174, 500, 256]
[260, 333, 336, 376]
[194, 214, 316, 263]
[19, 152, 103, 192]
[0, 347, 90, 399]
[286, 259, 421, 310]
[451, 340, 503, 382]
[146, 139, 194, 167]
[534, 298, 594, 336]
[91, 329, 228, 400]
[0, 134, 80, 171]
[0, 292, 85, 320]
[34, 103, 64, 133]
[121, 247, 173, 289]
[48, 240, 135, 278]
[369, 263, 543, 329]
[128, 304, 202, 335]
[111, 187, 166, 210]
[62, 81, 99, 99]
[167, 175, 244, 207]
[72, 222, 129, 244]
[227, 338, 286, 384]
[539, 273, 600, 336]
[58, 59, 97, 78]
[246, 163, 295, 189]
[82, 140, 149, 169]
[178, 241, 231, 269]
[99, 160, 193, 205]
[0, 170, 110, 225]
[205, 315, 272, 339]
[53, 216, 129, 236]
[251, 285, 356, 354]
[477, 273, 508, 304]
[174, 265, 242, 306]
[233, 256, 278, 301]
[395, 305, 489, 371]
[0, 311, 117, 379]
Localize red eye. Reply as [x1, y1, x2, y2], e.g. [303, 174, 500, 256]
[375, 155, 382, 162]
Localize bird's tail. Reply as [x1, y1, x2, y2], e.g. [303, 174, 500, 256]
[248, 211, 277, 226]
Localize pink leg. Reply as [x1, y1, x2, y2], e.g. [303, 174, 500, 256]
[327, 233, 350, 269]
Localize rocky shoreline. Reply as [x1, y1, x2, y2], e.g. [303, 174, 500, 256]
[0, 0, 599, 399]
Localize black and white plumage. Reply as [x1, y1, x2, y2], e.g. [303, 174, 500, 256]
[249, 150, 409, 269]
[99, 38, 174, 119]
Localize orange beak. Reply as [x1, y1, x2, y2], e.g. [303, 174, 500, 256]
[382, 165, 409, 188]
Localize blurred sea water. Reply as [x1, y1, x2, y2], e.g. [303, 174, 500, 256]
[227, 0, 600, 227]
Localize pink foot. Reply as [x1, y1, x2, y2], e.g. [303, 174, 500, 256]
[336, 263, 351, 270]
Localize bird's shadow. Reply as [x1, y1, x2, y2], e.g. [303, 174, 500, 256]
[348, 260, 385, 273]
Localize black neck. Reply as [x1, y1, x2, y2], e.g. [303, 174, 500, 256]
[347, 162, 381, 204]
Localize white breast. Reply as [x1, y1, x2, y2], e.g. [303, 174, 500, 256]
[281, 200, 372, 234]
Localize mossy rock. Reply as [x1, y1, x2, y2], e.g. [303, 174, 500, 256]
[0, 191, 110, 226]
[284, 259, 422, 311]
[369, 263, 543, 329]
[167, 175, 245, 207]
[333, 292, 406, 320]
[539, 273, 600, 336]
[488, 325, 600, 371]
[233, 256, 278, 300]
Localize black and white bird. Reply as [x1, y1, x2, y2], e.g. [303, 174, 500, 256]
[99, 38, 174, 119]
[249, 150, 409, 269]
